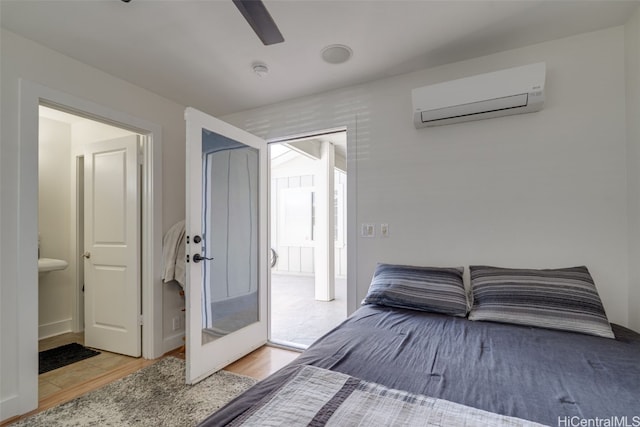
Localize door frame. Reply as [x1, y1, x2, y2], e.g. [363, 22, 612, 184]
[266, 126, 353, 345]
[16, 79, 163, 412]
[238, 117, 357, 318]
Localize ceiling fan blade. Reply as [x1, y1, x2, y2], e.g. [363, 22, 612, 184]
[233, 0, 284, 46]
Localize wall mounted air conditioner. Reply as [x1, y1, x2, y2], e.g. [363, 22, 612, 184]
[412, 62, 545, 128]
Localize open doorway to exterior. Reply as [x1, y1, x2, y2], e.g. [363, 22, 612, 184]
[269, 130, 347, 348]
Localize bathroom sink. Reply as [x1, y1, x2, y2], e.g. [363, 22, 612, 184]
[38, 258, 68, 273]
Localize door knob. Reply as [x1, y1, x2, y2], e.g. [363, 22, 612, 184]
[192, 253, 213, 263]
[82, 251, 91, 259]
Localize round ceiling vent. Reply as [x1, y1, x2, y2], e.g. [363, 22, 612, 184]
[321, 44, 353, 64]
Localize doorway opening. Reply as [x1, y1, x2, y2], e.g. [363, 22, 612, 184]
[37, 105, 143, 400]
[13, 80, 163, 416]
[268, 130, 347, 349]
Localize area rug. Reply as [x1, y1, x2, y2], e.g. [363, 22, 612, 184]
[39, 343, 100, 374]
[13, 357, 257, 426]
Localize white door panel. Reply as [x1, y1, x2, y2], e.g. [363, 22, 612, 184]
[84, 135, 141, 357]
[185, 107, 268, 384]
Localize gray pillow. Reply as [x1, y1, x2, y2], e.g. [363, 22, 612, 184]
[362, 263, 468, 317]
[468, 265, 614, 338]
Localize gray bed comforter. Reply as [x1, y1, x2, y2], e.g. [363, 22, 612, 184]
[198, 305, 640, 426]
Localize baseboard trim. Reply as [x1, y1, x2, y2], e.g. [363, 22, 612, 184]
[0, 394, 19, 423]
[0, 392, 37, 425]
[162, 333, 185, 355]
[38, 319, 73, 340]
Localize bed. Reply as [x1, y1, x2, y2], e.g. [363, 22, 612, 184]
[198, 264, 640, 426]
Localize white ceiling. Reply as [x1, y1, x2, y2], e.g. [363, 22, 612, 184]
[2, 0, 638, 117]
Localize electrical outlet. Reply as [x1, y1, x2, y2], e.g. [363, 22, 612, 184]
[172, 316, 180, 331]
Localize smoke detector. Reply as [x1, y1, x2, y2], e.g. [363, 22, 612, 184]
[252, 63, 269, 78]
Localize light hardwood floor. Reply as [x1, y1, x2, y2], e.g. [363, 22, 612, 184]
[223, 345, 301, 380]
[1, 336, 300, 426]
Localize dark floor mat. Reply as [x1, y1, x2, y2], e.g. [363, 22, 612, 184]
[39, 342, 100, 374]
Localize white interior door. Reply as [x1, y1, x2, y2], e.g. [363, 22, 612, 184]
[84, 135, 141, 357]
[185, 107, 268, 384]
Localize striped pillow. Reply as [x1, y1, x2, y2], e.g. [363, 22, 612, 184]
[362, 263, 468, 317]
[468, 265, 614, 338]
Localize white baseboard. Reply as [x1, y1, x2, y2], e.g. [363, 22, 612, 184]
[38, 319, 73, 340]
[162, 333, 185, 355]
[0, 394, 20, 423]
[0, 392, 37, 423]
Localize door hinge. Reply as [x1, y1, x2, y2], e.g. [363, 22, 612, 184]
[138, 315, 144, 326]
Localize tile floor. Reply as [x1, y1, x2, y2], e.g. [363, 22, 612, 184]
[38, 332, 138, 400]
[270, 273, 347, 347]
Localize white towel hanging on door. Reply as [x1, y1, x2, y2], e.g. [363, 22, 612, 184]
[162, 220, 186, 288]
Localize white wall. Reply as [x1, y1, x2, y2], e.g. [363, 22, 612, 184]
[38, 117, 74, 339]
[625, 7, 640, 332]
[223, 26, 631, 328]
[1, 29, 186, 420]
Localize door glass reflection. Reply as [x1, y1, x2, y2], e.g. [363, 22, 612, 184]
[201, 128, 259, 343]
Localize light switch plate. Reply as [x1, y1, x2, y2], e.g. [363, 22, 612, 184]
[380, 223, 389, 237]
[361, 223, 375, 238]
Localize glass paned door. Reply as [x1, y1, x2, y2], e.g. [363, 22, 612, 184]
[185, 107, 267, 384]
